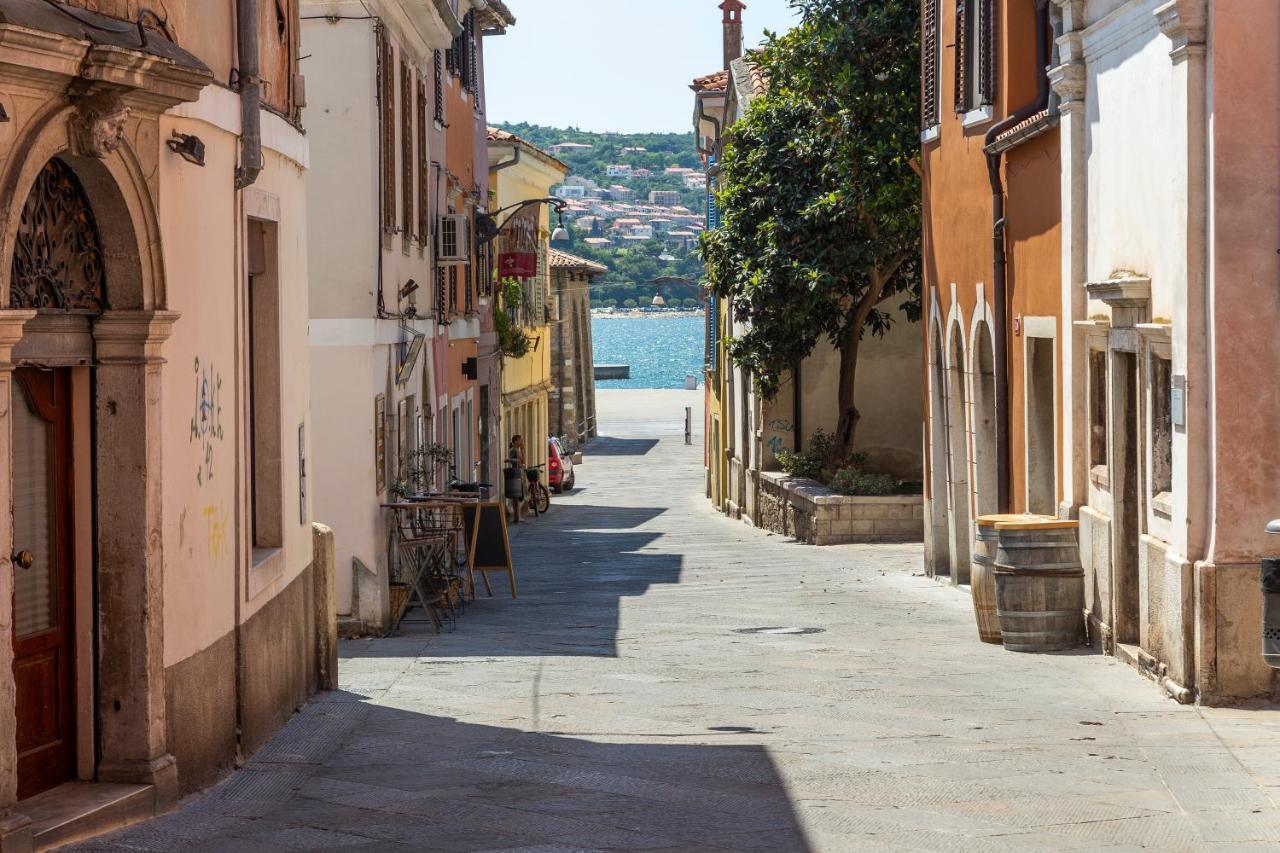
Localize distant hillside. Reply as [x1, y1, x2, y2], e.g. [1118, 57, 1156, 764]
[493, 122, 704, 205]
[493, 122, 709, 306]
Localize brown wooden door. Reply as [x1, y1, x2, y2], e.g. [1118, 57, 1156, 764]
[12, 367, 75, 799]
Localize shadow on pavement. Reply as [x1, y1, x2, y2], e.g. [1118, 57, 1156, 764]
[357, 505, 682, 658]
[73, 694, 813, 852]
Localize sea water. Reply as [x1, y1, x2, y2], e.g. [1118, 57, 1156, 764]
[591, 314, 705, 389]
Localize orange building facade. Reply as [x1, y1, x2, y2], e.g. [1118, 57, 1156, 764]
[921, 0, 1062, 581]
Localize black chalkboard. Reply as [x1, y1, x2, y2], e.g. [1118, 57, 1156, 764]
[461, 501, 517, 598]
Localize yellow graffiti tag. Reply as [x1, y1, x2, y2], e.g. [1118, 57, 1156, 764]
[203, 504, 229, 560]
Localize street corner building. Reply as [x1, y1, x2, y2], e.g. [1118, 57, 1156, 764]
[303, 0, 513, 636]
[920, 0, 1280, 705]
[0, 0, 331, 844]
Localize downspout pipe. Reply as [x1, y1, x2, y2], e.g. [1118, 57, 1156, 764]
[983, 0, 1052, 514]
[235, 0, 263, 189]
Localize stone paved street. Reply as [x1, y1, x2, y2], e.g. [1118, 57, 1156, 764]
[73, 390, 1280, 851]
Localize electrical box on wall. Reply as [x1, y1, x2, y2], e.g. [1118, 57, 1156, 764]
[1171, 374, 1186, 431]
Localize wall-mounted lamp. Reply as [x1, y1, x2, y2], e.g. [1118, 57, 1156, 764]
[167, 131, 205, 167]
[551, 209, 570, 243]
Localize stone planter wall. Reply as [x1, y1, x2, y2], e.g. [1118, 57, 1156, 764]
[759, 472, 924, 545]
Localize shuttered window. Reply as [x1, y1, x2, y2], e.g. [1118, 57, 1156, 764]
[417, 78, 429, 245]
[378, 25, 396, 232]
[953, 0, 969, 113]
[955, 0, 995, 113]
[467, 13, 480, 99]
[433, 51, 445, 124]
[401, 61, 413, 239]
[976, 0, 996, 107]
[922, 0, 940, 128]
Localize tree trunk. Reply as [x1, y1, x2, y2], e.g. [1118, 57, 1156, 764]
[835, 325, 861, 463]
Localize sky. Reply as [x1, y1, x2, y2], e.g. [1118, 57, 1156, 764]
[484, 0, 801, 134]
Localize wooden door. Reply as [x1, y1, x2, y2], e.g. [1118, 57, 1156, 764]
[12, 367, 75, 799]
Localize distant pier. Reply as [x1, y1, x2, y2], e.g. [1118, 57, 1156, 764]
[595, 364, 631, 380]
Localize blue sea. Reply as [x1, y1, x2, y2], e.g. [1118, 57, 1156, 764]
[592, 314, 705, 389]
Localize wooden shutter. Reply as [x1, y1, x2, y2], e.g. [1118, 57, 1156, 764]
[922, 0, 940, 128]
[953, 0, 969, 113]
[401, 61, 413, 238]
[977, 0, 996, 107]
[378, 26, 396, 232]
[433, 50, 445, 124]
[467, 13, 479, 97]
[417, 78, 429, 244]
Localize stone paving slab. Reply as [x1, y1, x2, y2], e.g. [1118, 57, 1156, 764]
[69, 390, 1280, 851]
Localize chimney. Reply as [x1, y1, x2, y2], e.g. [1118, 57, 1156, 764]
[720, 0, 746, 69]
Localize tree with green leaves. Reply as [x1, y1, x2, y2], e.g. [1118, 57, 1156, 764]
[701, 0, 921, 462]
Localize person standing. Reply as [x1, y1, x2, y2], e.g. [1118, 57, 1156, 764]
[506, 435, 526, 523]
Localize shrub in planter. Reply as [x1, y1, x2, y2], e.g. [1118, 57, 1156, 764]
[776, 429, 835, 481]
[829, 465, 899, 497]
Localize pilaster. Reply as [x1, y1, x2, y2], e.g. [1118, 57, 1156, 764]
[90, 310, 180, 810]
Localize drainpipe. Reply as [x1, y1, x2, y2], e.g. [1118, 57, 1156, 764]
[983, 0, 1053, 514]
[235, 0, 263, 189]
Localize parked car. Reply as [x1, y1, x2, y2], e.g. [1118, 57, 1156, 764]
[548, 437, 576, 492]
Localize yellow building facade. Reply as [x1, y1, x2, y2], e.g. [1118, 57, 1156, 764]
[486, 130, 569, 496]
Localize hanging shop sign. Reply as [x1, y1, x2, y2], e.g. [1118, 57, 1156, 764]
[498, 205, 539, 279]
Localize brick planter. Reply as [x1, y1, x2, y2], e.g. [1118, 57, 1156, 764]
[759, 471, 923, 545]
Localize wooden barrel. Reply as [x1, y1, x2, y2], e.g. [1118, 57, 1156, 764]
[993, 520, 1085, 653]
[972, 515, 1051, 644]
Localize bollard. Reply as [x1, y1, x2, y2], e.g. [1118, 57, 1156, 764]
[684, 406, 692, 445]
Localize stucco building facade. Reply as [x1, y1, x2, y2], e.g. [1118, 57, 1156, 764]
[0, 0, 326, 844]
[921, 0, 1063, 583]
[304, 0, 512, 633]
[1056, 0, 1280, 704]
[549, 248, 606, 451]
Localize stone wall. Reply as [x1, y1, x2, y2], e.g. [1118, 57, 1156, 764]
[759, 472, 923, 545]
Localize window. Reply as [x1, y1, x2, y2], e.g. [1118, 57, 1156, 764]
[433, 51, 445, 124]
[1150, 354, 1173, 502]
[401, 61, 413, 242]
[377, 25, 396, 232]
[247, 220, 283, 552]
[1089, 349, 1107, 470]
[417, 78, 429, 244]
[922, 0, 941, 129]
[954, 0, 995, 114]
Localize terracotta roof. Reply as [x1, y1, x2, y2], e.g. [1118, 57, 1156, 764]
[730, 57, 769, 105]
[549, 248, 608, 274]
[986, 108, 1059, 154]
[691, 70, 729, 92]
[487, 127, 569, 172]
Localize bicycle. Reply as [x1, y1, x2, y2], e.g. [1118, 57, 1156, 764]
[524, 464, 551, 516]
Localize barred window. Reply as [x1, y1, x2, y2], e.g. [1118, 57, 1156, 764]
[377, 26, 396, 232]
[401, 61, 413, 240]
[922, 0, 941, 128]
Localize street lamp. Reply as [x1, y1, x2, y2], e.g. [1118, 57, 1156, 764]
[475, 197, 572, 246]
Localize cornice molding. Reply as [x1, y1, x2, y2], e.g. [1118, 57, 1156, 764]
[1155, 0, 1207, 60]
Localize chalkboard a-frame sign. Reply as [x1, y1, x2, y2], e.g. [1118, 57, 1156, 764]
[462, 501, 517, 598]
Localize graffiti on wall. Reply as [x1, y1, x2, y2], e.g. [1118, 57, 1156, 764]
[203, 503, 229, 560]
[767, 419, 794, 456]
[190, 356, 224, 486]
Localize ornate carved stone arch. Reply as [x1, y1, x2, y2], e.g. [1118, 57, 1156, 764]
[0, 104, 166, 312]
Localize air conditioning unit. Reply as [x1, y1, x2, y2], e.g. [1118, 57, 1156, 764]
[436, 213, 470, 265]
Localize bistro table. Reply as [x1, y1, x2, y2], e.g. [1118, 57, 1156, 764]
[381, 495, 478, 634]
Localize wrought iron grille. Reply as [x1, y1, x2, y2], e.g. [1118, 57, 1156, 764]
[10, 158, 107, 313]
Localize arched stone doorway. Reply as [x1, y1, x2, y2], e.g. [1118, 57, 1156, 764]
[0, 146, 178, 805]
[946, 327, 972, 584]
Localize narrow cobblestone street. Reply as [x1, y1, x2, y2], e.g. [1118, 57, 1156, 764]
[74, 391, 1280, 851]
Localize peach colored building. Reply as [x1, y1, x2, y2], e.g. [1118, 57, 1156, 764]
[0, 0, 327, 844]
[921, 0, 1062, 582]
[1057, 0, 1280, 705]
